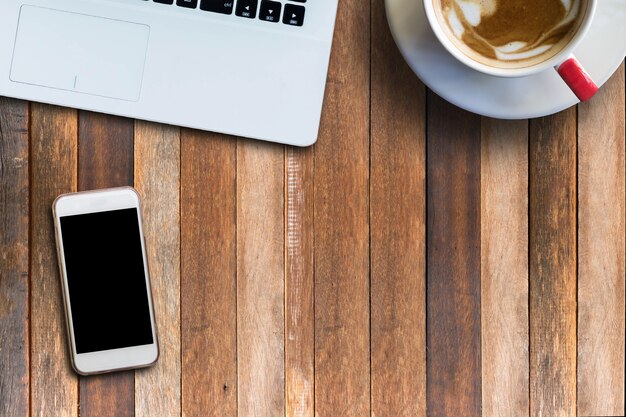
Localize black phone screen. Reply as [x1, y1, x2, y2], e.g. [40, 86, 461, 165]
[60, 208, 154, 354]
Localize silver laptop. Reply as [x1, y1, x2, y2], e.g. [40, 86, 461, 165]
[0, 0, 339, 146]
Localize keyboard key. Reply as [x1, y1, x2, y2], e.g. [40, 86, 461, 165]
[289, 0, 306, 2]
[200, 0, 234, 14]
[259, 0, 281, 22]
[235, 0, 258, 18]
[283, 4, 305, 26]
[154, 0, 174, 4]
[177, 0, 198, 7]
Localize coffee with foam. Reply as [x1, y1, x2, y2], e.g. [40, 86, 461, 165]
[433, 0, 587, 68]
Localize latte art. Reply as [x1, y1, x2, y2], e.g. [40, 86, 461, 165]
[434, 0, 586, 67]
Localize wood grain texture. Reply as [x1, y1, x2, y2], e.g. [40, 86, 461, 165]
[133, 121, 181, 417]
[3, 40, 626, 417]
[426, 93, 481, 417]
[181, 130, 237, 417]
[236, 139, 284, 417]
[529, 107, 577, 417]
[577, 63, 625, 416]
[30, 103, 78, 417]
[313, 0, 370, 413]
[77, 111, 135, 417]
[285, 146, 314, 417]
[78, 111, 134, 191]
[0, 98, 29, 417]
[480, 118, 529, 417]
[370, 0, 426, 414]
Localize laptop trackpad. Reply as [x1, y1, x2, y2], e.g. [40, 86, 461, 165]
[10, 6, 149, 101]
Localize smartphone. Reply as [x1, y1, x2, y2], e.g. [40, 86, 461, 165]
[52, 187, 158, 375]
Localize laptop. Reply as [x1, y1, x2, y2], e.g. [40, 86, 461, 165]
[0, 0, 339, 146]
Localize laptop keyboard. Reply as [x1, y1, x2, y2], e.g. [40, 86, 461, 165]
[151, 0, 306, 26]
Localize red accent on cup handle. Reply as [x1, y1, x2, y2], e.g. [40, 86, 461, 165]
[556, 56, 598, 102]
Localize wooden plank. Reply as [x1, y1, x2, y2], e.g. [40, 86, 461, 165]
[236, 139, 284, 417]
[480, 118, 529, 417]
[180, 130, 237, 417]
[313, 0, 370, 413]
[0, 98, 29, 417]
[426, 93, 481, 417]
[77, 111, 135, 417]
[370, 0, 426, 413]
[30, 103, 79, 417]
[577, 63, 625, 416]
[529, 107, 577, 417]
[133, 121, 181, 417]
[284, 146, 314, 417]
[78, 111, 134, 190]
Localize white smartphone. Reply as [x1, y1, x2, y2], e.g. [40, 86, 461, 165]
[52, 187, 158, 375]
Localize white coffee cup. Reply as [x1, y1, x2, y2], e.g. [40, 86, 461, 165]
[423, 0, 599, 101]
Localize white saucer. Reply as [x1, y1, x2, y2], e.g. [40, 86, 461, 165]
[385, 0, 626, 119]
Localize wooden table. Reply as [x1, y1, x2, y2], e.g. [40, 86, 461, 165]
[1, 1, 625, 416]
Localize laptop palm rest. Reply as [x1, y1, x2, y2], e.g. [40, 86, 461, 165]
[10, 6, 149, 102]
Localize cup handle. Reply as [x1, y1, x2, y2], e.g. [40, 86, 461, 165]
[556, 55, 598, 102]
